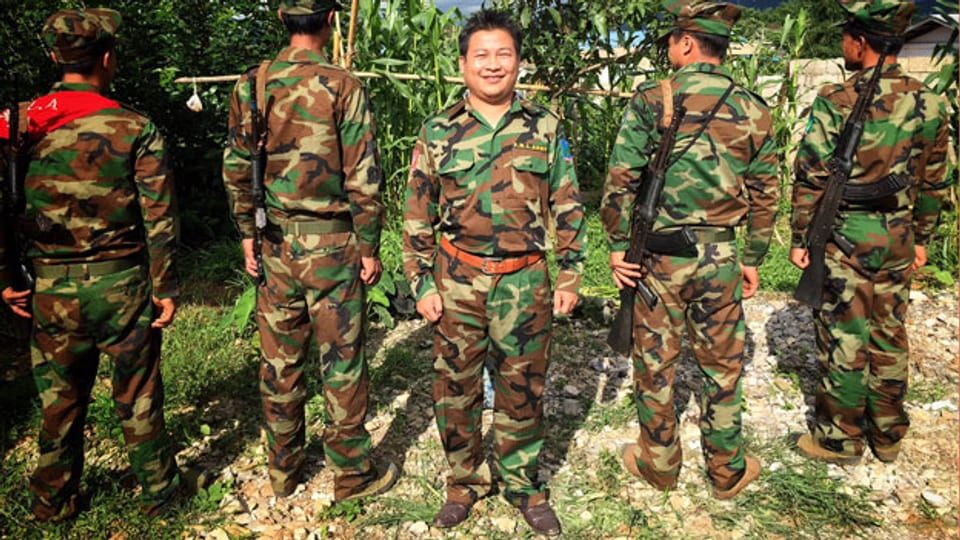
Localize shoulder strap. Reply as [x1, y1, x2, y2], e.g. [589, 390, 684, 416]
[254, 60, 271, 121]
[668, 81, 735, 167]
[659, 80, 673, 130]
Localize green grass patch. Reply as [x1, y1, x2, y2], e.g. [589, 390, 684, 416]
[583, 395, 637, 431]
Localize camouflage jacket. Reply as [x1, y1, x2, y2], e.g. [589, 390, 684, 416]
[402, 96, 586, 300]
[0, 82, 179, 298]
[791, 63, 952, 247]
[602, 63, 779, 267]
[222, 46, 384, 257]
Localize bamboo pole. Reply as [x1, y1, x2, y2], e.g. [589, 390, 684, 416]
[173, 72, 635, 98]
[345, 0, 359, 70]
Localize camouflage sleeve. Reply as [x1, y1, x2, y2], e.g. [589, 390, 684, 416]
[339, 82, 384, 258]
[741, 123, 780, 266]
[550, 128, 586, 294]
[912, 94, 953, 244]
[222, 76, 255, 238]
[402, 126, 439, 301]
[602, 93, 656, 251]
[135, 121, 179, 299]
[791, 91, 841, 247]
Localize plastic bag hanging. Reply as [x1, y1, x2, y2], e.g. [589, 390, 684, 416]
[186, 77, 203, 112]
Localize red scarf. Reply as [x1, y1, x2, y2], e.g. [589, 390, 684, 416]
[1, 90, 120, 141]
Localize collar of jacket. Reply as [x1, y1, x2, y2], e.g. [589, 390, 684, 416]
[276, 45, 331, 65]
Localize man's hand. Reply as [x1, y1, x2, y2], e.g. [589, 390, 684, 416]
[912, 244, 927, 270]
[609, 250, 643, 290]
[1, 287, 31, 319]
[416, 293, 443, 323]
[151, 296, 177, 328]
[360, 256, 383, 286]
[789, 247, 809, 269]
[242, 238, 258, 278]
[740, 264, 759, 299]
[553, 290, 578, 316]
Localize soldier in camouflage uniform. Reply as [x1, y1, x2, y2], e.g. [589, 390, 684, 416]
[402, 9, 585, 536]
[602, 0, 779, 499]
[0, 8, 183, 521]
[790, 0, 951, 464]
[222, 0, 397, 501]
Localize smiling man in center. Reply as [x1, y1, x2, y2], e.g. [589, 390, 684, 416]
[402, 8, 586, 536]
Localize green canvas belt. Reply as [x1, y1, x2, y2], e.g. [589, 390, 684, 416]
[33, 257, 139, 279]
[268, 217, 353, 235]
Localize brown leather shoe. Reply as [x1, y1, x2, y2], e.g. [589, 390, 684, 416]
[620, 443, 677, 490]
[520, 502, 561, 537]
[713, 455, 761, 500]
[337, 462, 400, 502]
[796, 433, 861, 465]
[432, 501, 472, 528]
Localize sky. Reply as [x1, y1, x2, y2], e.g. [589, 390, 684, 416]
[433, 1, 484, 14]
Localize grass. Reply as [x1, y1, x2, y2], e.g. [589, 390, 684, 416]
[0, 210, 952, 538]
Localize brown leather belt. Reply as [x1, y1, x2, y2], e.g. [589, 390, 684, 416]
[440, 236, 543, 275]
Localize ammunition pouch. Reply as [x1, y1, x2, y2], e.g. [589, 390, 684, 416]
[841, 173, 911, 212]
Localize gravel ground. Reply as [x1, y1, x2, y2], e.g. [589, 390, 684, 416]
[183, 291, 959, 539]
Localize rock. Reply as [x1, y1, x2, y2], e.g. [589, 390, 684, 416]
[293, 528, 309, 540]
[492, 516, 517, 533]
[408, 521, 429, 535]
[921, 489, 949, 508]
[207, 529, 231, 540]
[909, 290, 928, 302]
[563, 384, 581, 397]
[924, 400, 958, 412]
[562, 398, 582, 416]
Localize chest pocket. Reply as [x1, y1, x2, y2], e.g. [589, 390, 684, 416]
[504, 153, 550, 222]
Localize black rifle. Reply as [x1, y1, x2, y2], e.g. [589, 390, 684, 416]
[607, 97, 687, 355]
[794, 53, 887, 309]
[249, 74, 267, 287]
[3, 101, 35, 291]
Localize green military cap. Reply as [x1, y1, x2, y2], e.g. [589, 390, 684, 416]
[43, 8, 121, 65]
[279, 0, 344, 15]
[838, 0, 915, 36]
[662, 0, 741, 38]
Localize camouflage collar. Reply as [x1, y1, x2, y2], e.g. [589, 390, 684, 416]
[276, 46, 330, 65]
[852, 62, 902, 80]
[459, 93, 534, 123]
[52, 81, 102, 94]
[674, 62, 733, 81]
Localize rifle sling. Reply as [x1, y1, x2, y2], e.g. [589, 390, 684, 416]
[668, 81, 735, 168]
[255, 61, 271, 124]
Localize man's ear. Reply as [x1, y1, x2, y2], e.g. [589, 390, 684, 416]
[328, 10, 336, 26]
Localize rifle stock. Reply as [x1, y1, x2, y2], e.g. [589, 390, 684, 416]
[606, 98, 687, 355]
[794, 53, 887, 309]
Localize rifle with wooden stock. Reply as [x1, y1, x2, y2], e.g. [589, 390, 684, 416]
[794, 52, 888, 309]
[607, 93, 687, 356]
[249, 73, 267, 287]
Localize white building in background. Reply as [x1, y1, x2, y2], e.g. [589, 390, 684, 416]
[902, 14, 958, 60]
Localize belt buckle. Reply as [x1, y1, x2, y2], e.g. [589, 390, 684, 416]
[481, 256, 503, 274]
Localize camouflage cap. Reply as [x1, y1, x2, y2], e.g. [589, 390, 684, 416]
[279, 0, 344, 15]
[43, 8, 121, 65]
[662, 0, 741, 37]
[838, 0, 915, 36]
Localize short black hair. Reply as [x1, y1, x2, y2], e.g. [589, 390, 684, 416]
[458, 9, 521, 57]
[282, 10, 331, 35]
[671, 28, 730, 59]
[843, 23, 904, 56]
[59, 40, 115, 76]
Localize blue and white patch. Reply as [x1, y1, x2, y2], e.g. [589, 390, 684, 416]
[560, 138, 573, 162]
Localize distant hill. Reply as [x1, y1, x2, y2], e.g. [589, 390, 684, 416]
[731, 0, 940, 17]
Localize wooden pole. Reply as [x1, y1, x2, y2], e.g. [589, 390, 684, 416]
[345, 0, 359, 70]
[173, 72, 635, 98]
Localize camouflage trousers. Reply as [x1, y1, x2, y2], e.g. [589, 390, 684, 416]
[626, 240, 747, 490]
[257, 230, 375, 499]
[29, 264, 179, 520]
[432, 248, 553, 509]
[811, 213, 914, 457]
